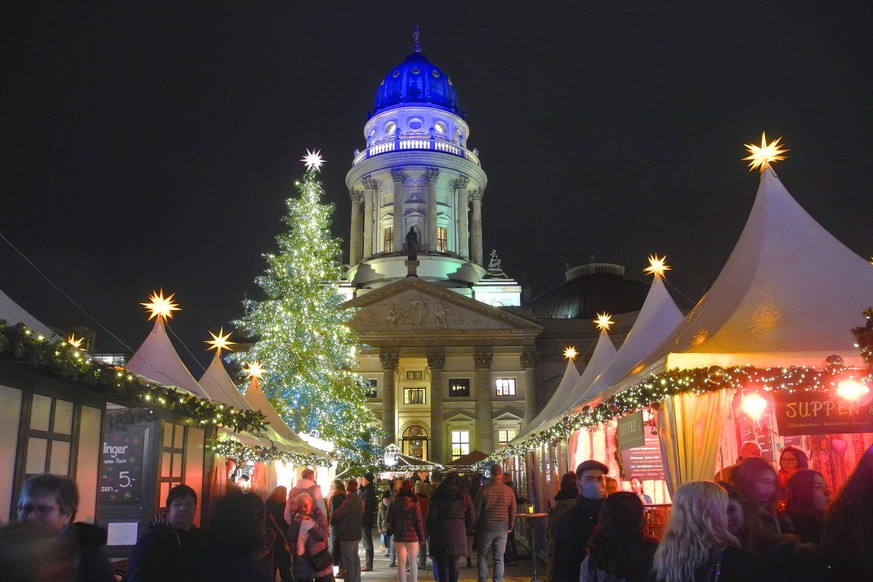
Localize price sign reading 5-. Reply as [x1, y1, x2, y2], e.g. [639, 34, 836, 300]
[119, 471, 132, 488]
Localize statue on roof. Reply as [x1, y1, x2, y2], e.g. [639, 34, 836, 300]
[413, 25, 421, 54]
[406, 226, 419, 261]
[486, 249, 508, 279]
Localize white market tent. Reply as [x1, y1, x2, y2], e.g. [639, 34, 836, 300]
[508, 356, 580, 446]
[126, 319, 212, 400]
[0, 289, 59, 339]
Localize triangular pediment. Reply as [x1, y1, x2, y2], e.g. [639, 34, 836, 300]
[345, 277, 542, 345]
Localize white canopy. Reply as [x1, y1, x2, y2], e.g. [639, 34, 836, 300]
[243, 375, 325, 455]
[0, 289, 59, 339]
[508, 357, 579, 445]
[126, 319, 211, 399]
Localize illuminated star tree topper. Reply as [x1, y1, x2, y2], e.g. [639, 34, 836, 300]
[301, 149, 325, 172]
[743, 132, 788, 173]
[141, 289, 180, 322]
[644, 254, 671, 279]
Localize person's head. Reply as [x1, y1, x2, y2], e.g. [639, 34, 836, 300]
[0, 521, 77, 582]
[346, 479, 359, 493]
[587, 492, 651, 576]
[396, 489, 415, 508]
[652, 482, 738, 582]
[381, 489, 391, 504]
[604, 476, 619, 496]
[732, 457, 778, 511]
[166, 484, 198, 531]
[490, 464, 504, 480]
[414, 480, 426, 495]
[301, 468, 315, 481]
[739, 440, 763, 461]
[558, 471, 578, 496]
[597, 491, 645, 531]
[719, 482, 750, 538]
[17, 474, 78, 534]
[362, 472, 375, 486]
[333, 479, 346, 494]
[630, 477, 644, 495]
[779, 446, 809, 474]
[268, 486, 288, 505]
[786, 470, 830, 516]
[440, 471, 462, 497]
[575, 460, 609, 500]
[296, 492, 314, 515]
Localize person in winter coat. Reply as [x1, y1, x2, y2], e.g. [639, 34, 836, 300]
[426, 472, 475, 582]
[546, 471, 577, 581]
[266, 486, 293, 582]
[328, 480, 347, 568]
[332, 479, 363, 582]
[414, 480, 431, 569]
[286, 468, 327, 523]
[288, 492, 333, 582]
[580, 492, 658, 582]
[377, 489, 392, 559]
[358, 472, 378, 571]
[388, 487, 425, 582]
[551, 461, 607, 582]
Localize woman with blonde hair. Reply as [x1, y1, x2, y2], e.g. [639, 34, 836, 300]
[652, 481, 763, 582]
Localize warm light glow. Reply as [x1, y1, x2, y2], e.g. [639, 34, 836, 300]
[563, 346, 578, 361]
[301, 149, 325, 172]
[743, 132, 788, 172]
[141, 289, 180, 321]
[205, 327, 236, 353]
[67, 334, 85, 350]
[643, 254, 671, 279]
[243, 361, 264, 379]
[595, 312, 614, 332]
[741, 392, 768, 420]
[837, 379, 870, 401]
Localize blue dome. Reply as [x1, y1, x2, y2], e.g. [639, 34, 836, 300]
[373, 52, 461, 116]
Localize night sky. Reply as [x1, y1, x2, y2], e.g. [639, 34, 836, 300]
[2, 2, 871, 373]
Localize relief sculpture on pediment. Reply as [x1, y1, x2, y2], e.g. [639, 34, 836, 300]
[370, 292, 477, 328]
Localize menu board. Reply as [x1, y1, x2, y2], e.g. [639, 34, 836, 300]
[100, 425, 146, 505]
[619, 426, 665, 480]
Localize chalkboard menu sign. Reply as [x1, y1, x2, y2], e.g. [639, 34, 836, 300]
[100, 425, 146, 505]
[619, 425, 665, 480]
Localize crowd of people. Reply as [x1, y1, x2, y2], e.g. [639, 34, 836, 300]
[2, 442, 871, 582]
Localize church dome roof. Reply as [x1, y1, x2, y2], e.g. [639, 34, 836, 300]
[373, 51, 461, 116]
[530, 263, 649, 319]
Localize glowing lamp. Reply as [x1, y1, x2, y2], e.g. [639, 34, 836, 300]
[741, 393, 768, 420]
[837, 379, 870, 401]
[384, 444, 400, 468]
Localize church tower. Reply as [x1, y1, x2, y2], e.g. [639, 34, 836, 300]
[345, 29, 519, 306]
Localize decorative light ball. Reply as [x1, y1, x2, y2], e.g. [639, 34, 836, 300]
[707, 366, 726, 384]
[608, 403, 619, 414]
[741, 393, 768, 420]
[582, 406, 591, 414]
[825, 355, 845, 373]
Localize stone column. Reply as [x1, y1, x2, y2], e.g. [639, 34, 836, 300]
[391, 169, 407, 254]
[427, 352, 446, 463]
[469, 188, 484, 266]
[450, 176, 470, 259]
[362, 176, 379, 259]
[349, 191, 363, 265]
[521, 350, 539, 423]
[380, 352, 399, 445]
[424, 168, 440, 252]
[474, 351, 494, 452]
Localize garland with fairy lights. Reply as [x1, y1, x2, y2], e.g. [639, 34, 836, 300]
[211, 437, 332, 467]
[0, 321, 267, 433]
[479, 309, 873, 466]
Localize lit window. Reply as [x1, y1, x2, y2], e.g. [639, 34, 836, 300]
[449, 379, 470, 397]
[496, 378, 516, 396]
[498, 429, 517, 446]
[437, 227, 447, 253]
[406, 371, 423, 380]
[451, 431, 470, 459]
[364, 379, 377, 399]
[383, 226, 393, 253]
[404, 388, 426, 404]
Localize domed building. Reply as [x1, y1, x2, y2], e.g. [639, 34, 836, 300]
[343, 31, 541, 463]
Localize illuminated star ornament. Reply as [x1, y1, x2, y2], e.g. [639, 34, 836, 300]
[141, 289, 180, 321]
[206, 328, 236, 353]
[595, 312, 614, 332]
[644, 254, 671, 279]
[301, 149, 325, 172]
[563, 346, 578, 361]
[743, 132, 788, 172]
[243, 361, 264, 379]
[67, 334, 85, 350]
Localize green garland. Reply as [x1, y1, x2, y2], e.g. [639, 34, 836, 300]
[0, 321, 267, 433]
[210, 437, 332, 467]
[481, 309, 873, 466]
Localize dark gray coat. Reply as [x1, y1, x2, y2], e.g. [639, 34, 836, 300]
[331, 492, 363, 541]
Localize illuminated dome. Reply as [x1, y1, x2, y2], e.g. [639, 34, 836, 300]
[373, 50, 461, 116]
[530, 263, 649, 319]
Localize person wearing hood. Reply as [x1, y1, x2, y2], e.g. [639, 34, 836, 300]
[16, 474, 115, 582]
[550, 460, 608, 582]
[285, 468, 327, 524]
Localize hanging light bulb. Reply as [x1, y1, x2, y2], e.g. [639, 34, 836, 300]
[741, 392, 768, 420]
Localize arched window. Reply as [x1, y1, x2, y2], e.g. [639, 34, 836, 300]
[402, 424, 428, 460]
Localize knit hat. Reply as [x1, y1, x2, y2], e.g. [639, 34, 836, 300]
[363, 472, 375, 483]
[575, 460, 609, 476]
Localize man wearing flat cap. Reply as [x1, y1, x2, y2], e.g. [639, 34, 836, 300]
[551, 460, 608, 582]
[358, 472, 378, 571]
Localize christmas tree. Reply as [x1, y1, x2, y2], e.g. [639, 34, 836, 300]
[232, 150, 379, 464]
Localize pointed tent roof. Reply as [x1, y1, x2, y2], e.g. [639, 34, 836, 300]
[126, 319, 211, 399]
[573, 276, 685, 408]
[0, 289, 59, 339]
[243, 375, 325, 456]
[508, 357, 580, 445]
[664, 168, 873, 369]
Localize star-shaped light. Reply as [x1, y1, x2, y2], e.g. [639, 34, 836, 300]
[743, 132, 788, 173]
[243, 361, 264, 379]
[563, 346, 578, 361]
[594, 312, 614, 332]
[67, 334, 85, 350]
[644, 254, 671, 279]
[141, 289, 180, 321]
[205, 328, 236, 353]
[301, 149, 325, 172]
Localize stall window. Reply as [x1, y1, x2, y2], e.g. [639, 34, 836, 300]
[158, 422, 187, 508]
[24, 394, 74, 477]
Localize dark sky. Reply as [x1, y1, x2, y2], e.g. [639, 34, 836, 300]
[2, 1, 871, 373]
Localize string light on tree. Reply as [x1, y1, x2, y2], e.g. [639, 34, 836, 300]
[743, 132, 788, 172]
